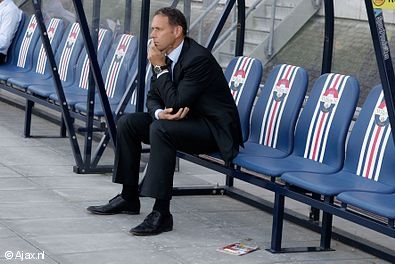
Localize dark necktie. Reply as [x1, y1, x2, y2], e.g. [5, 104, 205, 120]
[165, 56, 173, 79]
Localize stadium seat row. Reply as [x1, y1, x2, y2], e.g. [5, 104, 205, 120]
[1, 13, 394, 255]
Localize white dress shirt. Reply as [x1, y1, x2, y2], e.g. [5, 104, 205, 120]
[0, 0, 22, 55]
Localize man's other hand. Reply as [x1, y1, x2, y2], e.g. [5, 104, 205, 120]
[158, 107, 189, 120]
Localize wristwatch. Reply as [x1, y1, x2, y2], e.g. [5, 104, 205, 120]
[153, 64, 168, 74]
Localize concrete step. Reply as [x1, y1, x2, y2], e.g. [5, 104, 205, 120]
[249, 0, 320, 63]
[214, 0, 319, 69]
[215, 32, 271, 69]
[246, 16, 282, 32]
[263, 0, 303, 8]
[254, 5, 294, 21]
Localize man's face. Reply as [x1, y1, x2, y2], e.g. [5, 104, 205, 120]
[150, 14, 178, 53]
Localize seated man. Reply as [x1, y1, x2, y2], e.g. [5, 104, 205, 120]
[0, 0, 22, 63]
[87, 7, 243, 236]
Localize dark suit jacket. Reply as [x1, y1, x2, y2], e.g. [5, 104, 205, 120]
[146, 37, 243, 163]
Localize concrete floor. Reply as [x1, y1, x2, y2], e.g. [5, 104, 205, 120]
[0, 93, 393, 264]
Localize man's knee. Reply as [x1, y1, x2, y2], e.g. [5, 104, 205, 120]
[116, 114, 141, 137]
[116, 114, 130, 133]
[116, 114, 126, 125]
[117, 113, 141, 128]
[149, 120, 169, 139]
[117, 113, 152, 141]
[149, 120, 162, 135]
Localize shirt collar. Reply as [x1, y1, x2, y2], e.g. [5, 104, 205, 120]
[166, 40, 184, 65]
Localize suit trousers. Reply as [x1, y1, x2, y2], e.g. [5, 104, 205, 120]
[112, 112, 219, 200]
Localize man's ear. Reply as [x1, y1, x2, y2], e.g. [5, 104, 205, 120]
[175, 25, 183, 38]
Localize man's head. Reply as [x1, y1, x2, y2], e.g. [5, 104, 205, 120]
[150, 7, 187, 54]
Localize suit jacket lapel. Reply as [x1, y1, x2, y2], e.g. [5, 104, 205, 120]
[173, 62, 181, 84]
[173, 38, 191, 84]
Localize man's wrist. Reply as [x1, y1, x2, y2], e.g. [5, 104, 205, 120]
[154, 109, 164, 119]
[153, 64, 167, 74]
[156, 69, 169, 78]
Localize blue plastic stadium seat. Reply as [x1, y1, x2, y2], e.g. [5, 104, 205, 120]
[6, 18, 66, 91]
[233, 73, 359, 177]
[235, 64, 308, 159]
[28, 28, 112, 98]
[185, 56, 263, 161]
[0, 14, 40, 82]
[72, 33, 139, 116]
[224, 56, 263, 141]
[48, 28, 112, 105]
[281, 85, 395, 195]
[84, 65, 138, 117]
[124, 63, 152, 114]
[337, 192, 395, 219]
[19, 22, 85, 95]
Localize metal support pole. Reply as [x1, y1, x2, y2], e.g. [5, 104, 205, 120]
[136, 0, 150, 112]
[82, 0, 101, 171]
[24, 100, 34, 138]
[31, 0, 84, 168]
[269, 191, 285, 252]
[183, 0, 191, 31]
[206, 0, 237, 51]
[267, 0, 277, 57]
[124, 0, 132, 33]
[72, 0, 118, 149]
[309, 193, 321, 222]
[320, 196, 334, 250]
[235, 0, 245, 56]
[321, 0, 334, 74]
[170, 0, 180, 8]
[365, 0, 395, 147]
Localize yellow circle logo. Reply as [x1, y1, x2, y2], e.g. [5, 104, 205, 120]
[374, 0, 386, 6]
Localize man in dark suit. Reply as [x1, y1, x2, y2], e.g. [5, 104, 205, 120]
[87, 7, 243, 236]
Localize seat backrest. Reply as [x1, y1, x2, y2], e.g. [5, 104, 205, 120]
[73, 28, 113, 89]
[13, 15, 42, 70]
[127, 62, 152, 113]
[248, 64, 308, 155]
[343, 85, 395, 186]
[53, 22, 84, 83]
[293, 73, 359, 170]
[31, 17, 65, 76]
[5, 12, 27, 65]
[224, 56, 263, 142]
[100, 33, 138, 100]
[72, 33, 138, 116]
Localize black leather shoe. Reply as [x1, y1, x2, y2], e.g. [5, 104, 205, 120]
[87, 194, 140, 215]
[129, 211, 173, 236]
